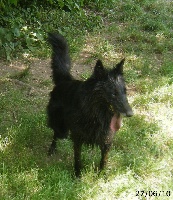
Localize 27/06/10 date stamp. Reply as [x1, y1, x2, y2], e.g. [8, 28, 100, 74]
[136, 190, 171, 197]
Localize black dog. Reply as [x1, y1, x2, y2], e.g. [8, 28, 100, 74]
[47, 33, 133, 177]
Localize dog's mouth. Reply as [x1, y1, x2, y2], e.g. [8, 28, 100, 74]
[110, 113, 122, 132]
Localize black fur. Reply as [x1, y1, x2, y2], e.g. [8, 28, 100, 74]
[47, 33, 133, 177]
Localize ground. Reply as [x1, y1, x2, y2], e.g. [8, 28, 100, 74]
[0, 56, 95, 97]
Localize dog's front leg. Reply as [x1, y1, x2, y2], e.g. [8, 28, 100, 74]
[74, 142, 82, 177]
[100, 143, 111, 170]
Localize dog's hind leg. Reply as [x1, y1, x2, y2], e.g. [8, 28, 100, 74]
[73, 141, 82, 177]
[48, 125, 69, 156]
[47, 105, 69, 155]
[48, 131, 58, 156]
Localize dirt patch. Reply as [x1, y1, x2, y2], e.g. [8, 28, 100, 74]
[29, 59, 51, 81]
[29, 58, 94, 81]
[71, 62, 94, 79]
[0, 58, 94, 97]
[0, 60, 27, 78]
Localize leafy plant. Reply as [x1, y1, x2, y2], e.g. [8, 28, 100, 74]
[0, 25, 45, 60]
[0, 1, 104, 60]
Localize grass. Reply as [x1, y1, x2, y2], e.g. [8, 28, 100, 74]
[1, 0, 173, 199]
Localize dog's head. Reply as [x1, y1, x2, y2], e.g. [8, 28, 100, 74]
[93, 59, 133, 118]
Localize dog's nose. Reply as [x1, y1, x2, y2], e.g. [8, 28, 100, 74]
[126, 110, 134, 117]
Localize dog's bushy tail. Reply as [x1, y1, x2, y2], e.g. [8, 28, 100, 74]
[48, 33, 72, 84]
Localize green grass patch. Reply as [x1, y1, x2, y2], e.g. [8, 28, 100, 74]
[1, 0, 173, 199]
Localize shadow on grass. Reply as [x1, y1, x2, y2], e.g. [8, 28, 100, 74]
[3, 113, 162, 176]
[0, 84, 164, 199]
[1, 112, 161, 173]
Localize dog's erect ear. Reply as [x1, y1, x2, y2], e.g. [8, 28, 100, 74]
[113, 58, 125, 75]
[94, 60, 106, 78]
[95, 59, 104, 69]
